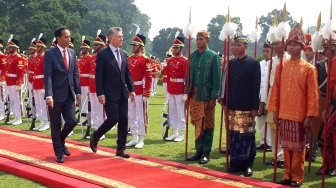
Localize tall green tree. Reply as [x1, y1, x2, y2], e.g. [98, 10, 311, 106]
[0, 0, 88, 52]
[152, 27, 193, 60]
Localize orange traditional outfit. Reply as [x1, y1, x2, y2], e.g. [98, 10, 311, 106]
[268, 24, 319, 184]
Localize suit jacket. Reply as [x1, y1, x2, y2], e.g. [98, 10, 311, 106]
[44, 47, 81, 102]
[96, 46, 134, 101]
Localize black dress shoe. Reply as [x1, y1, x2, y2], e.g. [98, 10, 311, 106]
[289, 181, 302, 187]
[198, 155, 209, 164]
[256, 144, 264, 150]
[265, 159, 275, 166]
[277, 179, 291, 185]
[90, 133, 98, 153]
[186, 151, 203, 161]
[116, 150, 130, 158]
[266, 145, 272, 152]
[327, 169, 336, 176]
[243, 167, 253, 177]
[219, 148, 229, 154]
[277, 161, 285, 168]
[63, 146, 71, 156]
[56, 154, 64, 163]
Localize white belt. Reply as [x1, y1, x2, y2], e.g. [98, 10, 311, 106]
[163, 75, 167, 78]
[7, 74, 17, 77]
[34, 75, 44, 79]
[133, 81, 143, 85]
[90, 75, 95, 79]
[170, 78, 184, 83]
[80, 74, 90, 77]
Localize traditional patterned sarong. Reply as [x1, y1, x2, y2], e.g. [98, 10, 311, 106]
[189, 87, 215, 155]
[279, 119, 306, 151]
[228, 110, 256, 171]
[189, 95, 215, 139]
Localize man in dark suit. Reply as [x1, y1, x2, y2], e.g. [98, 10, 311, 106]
[44, 26, 81, 163]
[90, 27, 135, 158]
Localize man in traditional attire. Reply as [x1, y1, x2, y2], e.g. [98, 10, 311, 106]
[265, 30, 291, 168]
[303, 34, 314, 64]
[316, 35, 336, 176]
[268, 24, 319, 187]
[165, 36, 187, 142]
[126, 34, 152, 149]
[186, 31, 221, 164]
[221, 34, 260, 177]
[256, 41, 272, 151]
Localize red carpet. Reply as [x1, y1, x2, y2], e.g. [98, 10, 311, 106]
[0, 127, 284, 188]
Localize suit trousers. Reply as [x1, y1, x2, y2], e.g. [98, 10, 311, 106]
[48, 91, 76, 156]
[93, 98, 128, 151]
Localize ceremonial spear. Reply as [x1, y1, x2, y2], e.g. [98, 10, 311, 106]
[309, 12, 322, 174]
[322, 2, 334, 187]
[183, 6, 195, 160]
[262, 10, 278, 164]
[250, 17, 262, 59]
[219, 6, 237, 170]
[273, 3, 290, 183]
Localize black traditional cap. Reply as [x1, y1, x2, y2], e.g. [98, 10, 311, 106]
[37, 37, 47, 48]
[81, 39, 91, 49]
[94, 34, 106, 46]
[8, 38, 20, 48]
[173, 36, 185, 47]
[0, 39, 3, 48]
[233, 33, 248, 44]
[263, 40, 272, 48]
[131, 34, 146, 46]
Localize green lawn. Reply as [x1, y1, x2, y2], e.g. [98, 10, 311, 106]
[0, 171, 45, 188]
[1, 85, 336, 188]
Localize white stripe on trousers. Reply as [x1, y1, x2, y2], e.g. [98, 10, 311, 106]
[128, 95, 145, 136]
[168, 94, 186, 131]
[33, 89, 48, 121]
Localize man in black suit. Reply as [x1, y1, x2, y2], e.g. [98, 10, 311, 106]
[44, 27, 81, 163]
[90, 27, 135, 158]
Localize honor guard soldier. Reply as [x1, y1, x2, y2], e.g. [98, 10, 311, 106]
[32, 35, 49, 131]
[77, 37, 92, 125]
[165, 36, 187, 142]
[126, 34, 152, 149]
[0, 39, 7, 120]
[5, 35, 27, 125]
[86, 31, 107, 140]
[27, 38, 38, 128]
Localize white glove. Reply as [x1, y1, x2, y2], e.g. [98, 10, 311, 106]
[16, 85, 21, 91]
[143, 97, 148, 102]
[183, 94, 188, 102]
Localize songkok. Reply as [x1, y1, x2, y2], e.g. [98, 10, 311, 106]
[196, 31, 210, 39]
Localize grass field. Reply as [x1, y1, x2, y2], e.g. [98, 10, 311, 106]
[1, 85, 336, 188]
